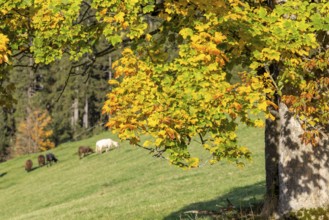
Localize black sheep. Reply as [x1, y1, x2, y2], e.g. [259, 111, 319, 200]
[46, 153, 58, 167]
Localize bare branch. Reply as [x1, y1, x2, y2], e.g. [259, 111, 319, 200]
[12, 64, 30, 68]
[55, 66, 74, 102]
[12, 48, 30, 58]
[264, 65, 279, 92]
[74, 1, 92, 25]
[198, 133, 206, 145]
[131, 141, 169, 160]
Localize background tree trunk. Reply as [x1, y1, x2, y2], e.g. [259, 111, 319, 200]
[83, 96, 88, 129]
[27, 56, 34, 154]
[71, 90, 79, 130]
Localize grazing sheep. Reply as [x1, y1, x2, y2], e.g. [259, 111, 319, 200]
[78, 146, 94, 159]
[46, 153, 58, 167]
[95, 138, 119, 154]
[25, 159, 33, 172]
[38, 154, 46, 167]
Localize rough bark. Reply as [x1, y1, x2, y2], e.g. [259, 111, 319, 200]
[262, 108, 280, 217]
[263, 103, 329, 217]
[277, 103, 329, 215]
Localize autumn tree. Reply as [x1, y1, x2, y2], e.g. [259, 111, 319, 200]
[102, 0, 329, 217]
[14, 109, 54, 155]
[1, 0, 329, 217]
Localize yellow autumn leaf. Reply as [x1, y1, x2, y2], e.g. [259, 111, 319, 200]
[108, 79, 120, 85]
[148, 118, 158, 127]
[122, 48, 133, 55]
[228, 132, 237, 140]
[179, 28, 193, 39]
[239, 146, 250, 154]
[238, 86, 252, 94]
[155, 138, 163, 146]
[258, 101, 268, 111]
[308, 119, 316, 127]
[213, 32, 226, 44]
[99, 9, 107, 16]
[254, 119, 264, 127]
[250, 62, 261, 70]
[262, 48, 280, 61]
[190, 118, 198, 124]
[145, 34, 152, 42]
[143, 140, 153, 147]
[265, 113, 275, 121]
[114, 12, 125, 23]
[188, 157, 199, 168]
[0, 33, 10, 64]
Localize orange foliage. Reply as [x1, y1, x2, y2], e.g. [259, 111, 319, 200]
[14, 109, 55, 155]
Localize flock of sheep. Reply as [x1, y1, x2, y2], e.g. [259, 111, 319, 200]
[24, 153, 58, 172]
[24, 138, 119, 172]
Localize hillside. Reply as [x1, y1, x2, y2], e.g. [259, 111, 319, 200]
[0, 125, 265, 220]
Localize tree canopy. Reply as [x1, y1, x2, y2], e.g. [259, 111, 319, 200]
[103, 0, 329, 167]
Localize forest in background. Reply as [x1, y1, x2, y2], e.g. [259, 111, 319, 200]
[0, 39, 119, 161]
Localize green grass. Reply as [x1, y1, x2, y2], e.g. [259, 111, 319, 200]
[0, 125, 265, 220]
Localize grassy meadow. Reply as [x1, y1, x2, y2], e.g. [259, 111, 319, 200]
[0, 124, 265, 220]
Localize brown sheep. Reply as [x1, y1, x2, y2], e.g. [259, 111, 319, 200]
[25, 159, 33, 172]
[78, 146, 94, 159]
[38, 155, 46, 167]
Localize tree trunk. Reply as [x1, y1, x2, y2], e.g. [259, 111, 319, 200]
[108, 56, 112, 120]
[263, 103, 329, 217]
[261, 107, 280, 217]
[261, 0, 329, 216]
[83, 96, 88, 128]
[109, 56, 112, 81]
[27, 56, 34, 154]
[277, 103, 329, 215]
[71, 93, 79, 130]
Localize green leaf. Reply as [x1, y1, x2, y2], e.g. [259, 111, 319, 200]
[257, 7, 267, 19]
[143, 5, 154, 14]
[109, 35, 122, 45]
[179, 28, 193, 39]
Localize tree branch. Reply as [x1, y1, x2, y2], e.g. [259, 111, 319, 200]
[74, 1, 91, 25]
[55, 66, 73, 102]
[132, 141, 169, 160]
[264, 65, 279, 92]
[12, 48, 30, 58]
[198, 133, 207, 145]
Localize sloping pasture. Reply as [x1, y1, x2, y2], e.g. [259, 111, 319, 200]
[0, 125, 265, 220]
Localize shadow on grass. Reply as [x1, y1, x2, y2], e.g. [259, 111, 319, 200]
[26, 166, 39, 172]
[164, 181, 265, 220]
[0, 172, 7, 177]
[79, 152, 95, 160]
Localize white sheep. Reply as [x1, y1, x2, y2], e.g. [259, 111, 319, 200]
[95, 138, 119, 154]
